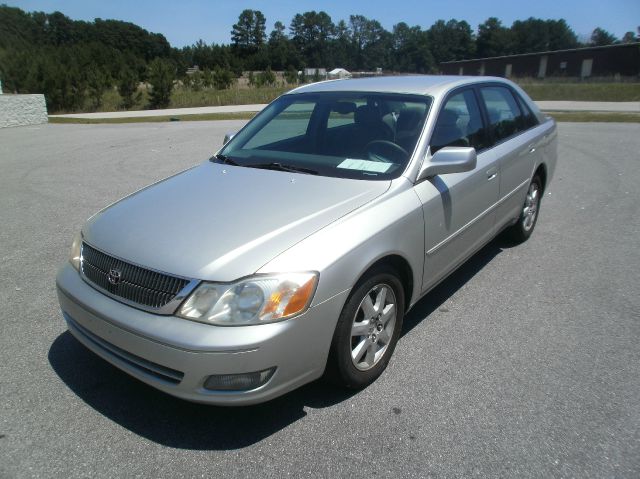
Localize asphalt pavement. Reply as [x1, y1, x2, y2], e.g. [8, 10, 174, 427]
[0, 121, 639, 478]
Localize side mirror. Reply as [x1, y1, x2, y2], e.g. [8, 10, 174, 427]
[417, 146, 477, 181]
[223, 132, 236, 146]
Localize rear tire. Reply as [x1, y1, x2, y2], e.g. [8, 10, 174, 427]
[506, 174, 542, 243]
[326, 266, 405, 389]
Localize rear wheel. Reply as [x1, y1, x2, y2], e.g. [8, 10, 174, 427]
[506, 174, 542, 243]
[326, 267, 405, 389]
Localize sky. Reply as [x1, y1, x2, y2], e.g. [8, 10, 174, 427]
[5, 0, 640, 47]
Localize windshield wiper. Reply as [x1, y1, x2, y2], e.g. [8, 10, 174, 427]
[212, 153, 239, 166]
[245, 162, 318, 175]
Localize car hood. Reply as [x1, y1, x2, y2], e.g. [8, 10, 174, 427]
[83, 161, 390, 281]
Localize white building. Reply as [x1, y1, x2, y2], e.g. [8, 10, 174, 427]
[328, 68, 351, 79]
[303, 68, 327, 79]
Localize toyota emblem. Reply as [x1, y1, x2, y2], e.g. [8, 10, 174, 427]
[107, 268, 122, 285]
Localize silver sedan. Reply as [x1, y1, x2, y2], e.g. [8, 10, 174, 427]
[56, 75, 557, 405]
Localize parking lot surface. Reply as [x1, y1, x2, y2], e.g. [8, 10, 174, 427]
[0, 121, 639, 478]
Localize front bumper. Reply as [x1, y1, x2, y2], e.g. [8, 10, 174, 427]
[56, 263, 347, 405]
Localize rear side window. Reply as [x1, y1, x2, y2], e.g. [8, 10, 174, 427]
[480, 86, 524, 143]
[431, 89, 488, 153]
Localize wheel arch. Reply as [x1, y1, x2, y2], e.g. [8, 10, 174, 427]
[534, 162, 548, 194]
[352, 254, 414, 312]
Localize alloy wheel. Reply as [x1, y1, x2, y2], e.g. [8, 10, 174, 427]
[350, 284, 397, 371]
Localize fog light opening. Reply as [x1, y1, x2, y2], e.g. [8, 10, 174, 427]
[203, 367, 276, 392]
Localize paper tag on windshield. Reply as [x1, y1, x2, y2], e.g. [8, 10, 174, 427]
[337, 159, 392, 173]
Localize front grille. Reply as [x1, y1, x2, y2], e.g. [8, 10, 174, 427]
[81, 242, 189, 311]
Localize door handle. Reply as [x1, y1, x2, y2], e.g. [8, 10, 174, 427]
[486, 168, 497, 181]
[528, 144, 536, 153]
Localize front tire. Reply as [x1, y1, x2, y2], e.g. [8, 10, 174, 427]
[506, 174, 542, 243]
[326, 267, 405, 389]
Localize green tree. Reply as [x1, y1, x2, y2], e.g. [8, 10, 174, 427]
[284, 65, 298, 84]
[257, 66, 276, 87]
[148, 58, 174, 108]
[213, 67, 234, 89]
[590, 27, 617, 46]
[190, 70, 203, 91]
[476, 17, 515, 57]
[231, 9, 266, 49]
[270, 21, 287, 43]
[201, 68, 214, 88]
[510, 18, 577, 53]
[86, 66, 109, 109]
[118, 68, 139, 109]
[545, 19, 578, 50]
[392, 23, 434, 73]
[290, 11, 335, 67]
[427, 19, 475, 64]
[269, 21, 298, 69]
[252, 11, 267, 46]
[331, 19, 352, 68]
[349, 15, 392, 70]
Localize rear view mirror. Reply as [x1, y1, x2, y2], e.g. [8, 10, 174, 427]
[223, 132, 236, 146]
[417, 146, 477, 181]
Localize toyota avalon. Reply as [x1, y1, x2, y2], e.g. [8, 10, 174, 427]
[56, 75, 557, 405]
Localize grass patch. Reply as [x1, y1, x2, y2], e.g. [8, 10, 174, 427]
[169, 85, 289, 108]
[49, 112, 256, 124]
[520, 82, 640, 102]
[544, 111, 640, 122]
[54, 85, 290, 114]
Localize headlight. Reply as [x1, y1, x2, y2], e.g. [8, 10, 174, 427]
[177, 272, 318, 326]
[69, 232, 82, 271]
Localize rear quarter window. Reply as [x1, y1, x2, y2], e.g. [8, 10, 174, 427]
[514, 92, 539, 130]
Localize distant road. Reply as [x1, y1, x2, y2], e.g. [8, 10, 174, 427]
[537, 101, 640, 112]
[48, 101, 639, 120]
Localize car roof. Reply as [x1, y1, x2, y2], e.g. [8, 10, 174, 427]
[287, 75, 512, 97]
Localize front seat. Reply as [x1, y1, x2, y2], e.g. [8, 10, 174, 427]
[348, 105, 393, 155]
[396, 107, 425, 152]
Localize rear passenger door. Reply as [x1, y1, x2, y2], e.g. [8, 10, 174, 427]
[479, 85, 543, 228]
[414, 88, 499, 292]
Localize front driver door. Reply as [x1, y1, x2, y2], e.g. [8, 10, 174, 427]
[413, 88, 500, 292]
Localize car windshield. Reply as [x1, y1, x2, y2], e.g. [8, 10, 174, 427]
[217, 92, 432, 180]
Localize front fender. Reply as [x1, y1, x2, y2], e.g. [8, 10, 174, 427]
[258, 180, 425, 312]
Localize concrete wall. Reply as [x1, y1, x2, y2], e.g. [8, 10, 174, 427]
[0, 94, 48, 128]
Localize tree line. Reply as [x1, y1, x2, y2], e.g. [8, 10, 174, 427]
[0, 5, 637, 113]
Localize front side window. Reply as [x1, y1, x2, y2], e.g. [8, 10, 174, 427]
[430, 89, 488, 153]
[480, 86, 524, 143]
[219, 92, 432, 180]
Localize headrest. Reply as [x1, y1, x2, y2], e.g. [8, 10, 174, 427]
[397, 108, 423, 132]
[331, 101, 356, 115]
[486, 108, 501, 123]
[438, 109, 459, 126]
[354, 105, 382, 125]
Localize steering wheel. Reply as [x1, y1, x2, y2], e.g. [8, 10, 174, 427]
[364, 140, 409, 163]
